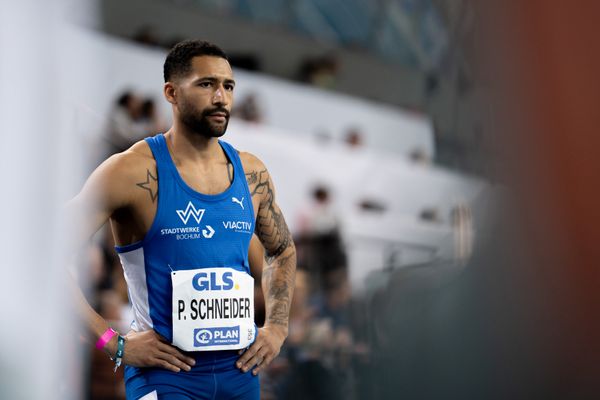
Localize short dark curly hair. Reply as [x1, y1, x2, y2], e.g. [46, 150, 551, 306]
[163, 39, 229, 82]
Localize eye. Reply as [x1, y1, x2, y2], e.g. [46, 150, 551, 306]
[198, 81, 212, 88]
[224, 84, 235, 92]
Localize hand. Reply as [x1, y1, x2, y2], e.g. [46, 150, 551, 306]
[236, 325, 287, 375]
[115, 330, 196, 372]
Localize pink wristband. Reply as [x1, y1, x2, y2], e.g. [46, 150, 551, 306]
[95, 328, 117, 350]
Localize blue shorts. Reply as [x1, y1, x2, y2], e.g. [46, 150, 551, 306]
[124, 350, 259, 400]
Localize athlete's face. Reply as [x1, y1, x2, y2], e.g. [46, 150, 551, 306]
[174, 56, 235, 138]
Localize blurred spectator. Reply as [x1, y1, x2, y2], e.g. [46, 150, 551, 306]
[358, 198, 387, 213]
[419, 207, 442, 224]
[276, 267, 367, 400]
[107, 92, 163, 154]
[232, 92, 264, 123]
[287, 270, 314, 347]
[140, 97, 167, 134]
[298, 54, 340, 89]
[344, 127, 364, 148]
[276, 268, 345, 400]
[297, 185, 340, 236]
[107, 91, 142, 153]
[318, 269, 352, 331]
[296, 184, 347, 299]
[132, 25, 160, 47]
[279, 329, 343, 400]
[260, 270, 314, 399]
[409, 147, 432, 165]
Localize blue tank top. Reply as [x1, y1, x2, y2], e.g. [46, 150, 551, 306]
[115, 133, 255, 344]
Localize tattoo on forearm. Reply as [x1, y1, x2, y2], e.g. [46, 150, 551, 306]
[263, 251, 296, 327]
[136, 169, 158, 202]
[248, 167, 296, 328]
[251, 169, 293, 260]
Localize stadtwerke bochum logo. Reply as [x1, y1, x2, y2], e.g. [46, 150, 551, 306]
[176, 201, 205, 225]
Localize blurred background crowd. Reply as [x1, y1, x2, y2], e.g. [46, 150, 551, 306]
[2, 0, 600, 399]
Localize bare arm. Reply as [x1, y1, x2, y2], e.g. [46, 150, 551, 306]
[252, 169, 296, 331]
[67, 151, 195, 372]
[237, 160, 297, 374]
[65, 154, 133, 346]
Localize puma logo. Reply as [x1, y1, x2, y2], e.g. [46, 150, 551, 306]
[232, 197, 244, 210]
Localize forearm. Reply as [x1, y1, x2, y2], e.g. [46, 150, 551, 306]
[262, 244, 297, 335]
[67, 272, 119, 355]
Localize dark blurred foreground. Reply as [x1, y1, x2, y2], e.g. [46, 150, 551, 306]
[367, 1, 600, 398]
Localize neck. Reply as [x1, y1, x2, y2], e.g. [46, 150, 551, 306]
[164, 123, 222, 163]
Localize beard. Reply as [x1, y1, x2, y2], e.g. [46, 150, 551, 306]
[180, 103, 230, 138]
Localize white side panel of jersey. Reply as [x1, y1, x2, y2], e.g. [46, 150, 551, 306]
[118, 247, 153, 330]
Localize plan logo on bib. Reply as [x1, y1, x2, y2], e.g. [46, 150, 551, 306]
[194, 329, 213, 345]
[193, 326, 240, 347]
[176, 201, 205, 225]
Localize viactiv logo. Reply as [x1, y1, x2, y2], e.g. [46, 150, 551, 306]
[193, 326, 240, 347]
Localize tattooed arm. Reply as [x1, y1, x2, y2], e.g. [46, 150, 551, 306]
[237, 156, 297, 375]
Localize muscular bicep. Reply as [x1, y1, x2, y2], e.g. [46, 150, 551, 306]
[253, 170, 294, 259]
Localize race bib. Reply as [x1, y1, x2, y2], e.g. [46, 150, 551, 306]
[171, 267, 256, 351]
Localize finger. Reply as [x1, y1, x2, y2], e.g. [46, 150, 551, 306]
[241, 350, 267, 373]
[158, 342, 196, 366]
[254, 347, 279, 374]
[236, 342, 261, 368]
[155, 358, 181, 373]
[156, 352, 191, 372]
[252, 353, 271, 375]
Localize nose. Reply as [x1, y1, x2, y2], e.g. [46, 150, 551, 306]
[212, 85, 228, 105]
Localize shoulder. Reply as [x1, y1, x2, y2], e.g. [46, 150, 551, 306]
[238, 151, 268, 176]
[101, 140, 156, 180]
[238, 151, 277, 204]
[238, 151, 272, 188]
[74, 139, 157, 211]
[86, 139, 157, 202]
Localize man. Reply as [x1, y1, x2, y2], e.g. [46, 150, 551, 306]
[68, 40, 296, 399]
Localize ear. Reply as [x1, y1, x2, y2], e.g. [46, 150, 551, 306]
[164, 82, 177, 105]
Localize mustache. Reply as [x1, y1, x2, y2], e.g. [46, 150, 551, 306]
[202, 107, 230, 118]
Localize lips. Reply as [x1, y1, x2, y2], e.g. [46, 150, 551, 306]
[208, 114, 227, 123]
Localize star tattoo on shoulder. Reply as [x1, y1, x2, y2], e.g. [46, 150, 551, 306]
[136, 169, 158, 202]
